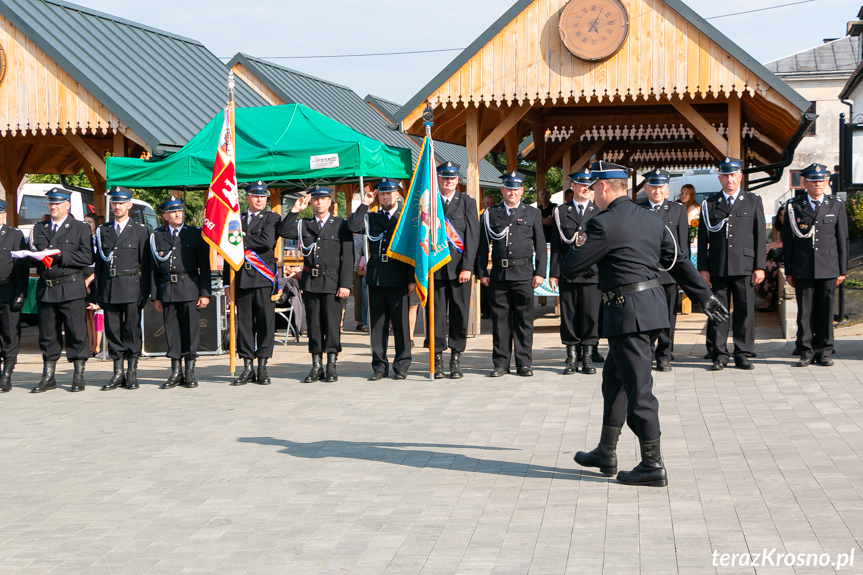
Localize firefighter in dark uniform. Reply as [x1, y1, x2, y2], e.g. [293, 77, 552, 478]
[550, 168, 601, 375]
[280, 186, 353, 383]
[638, 169, 689, 372]
[95, 188, 151, 391]
[349, 179, 416, 380]
[30, 188, 94, 393]
[783, 163, 848, 367]
[477, 172, 547, 377]
[150, 198, 211, 389]
[563, 161, 729, 487]
[697, 157, 766, 371]
[430, 161, 479, 379]
[231, 181, 282, 386]
[0, 200, 28, 392]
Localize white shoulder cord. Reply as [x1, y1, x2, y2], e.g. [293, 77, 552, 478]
[364, 213, 385, 242]
[149, 233, 171, 262]
[95, 227, 114, 263]
[700, 199, 728, 234]
[482, 208, 509, 243]
[785, 203, 815, 247]
[553, 206, 577, 245]
[658, 224, 679, 273]
[28, 225, 35, 251]
[296, 219, 317, 257]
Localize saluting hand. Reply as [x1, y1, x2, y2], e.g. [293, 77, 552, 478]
[291, 194, 311, 213]
[361, 189, 377, 206]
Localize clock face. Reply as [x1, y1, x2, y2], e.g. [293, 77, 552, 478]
[0, 44, 6, 88]
[559, 0, 629, 62]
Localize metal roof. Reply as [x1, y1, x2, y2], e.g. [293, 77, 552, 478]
[765, 36, 861, 77]
[228, 54, 414, 157]
[364, 94, 503, 188]
[0, 0, 268, 155]
[393, 0, 810, 125]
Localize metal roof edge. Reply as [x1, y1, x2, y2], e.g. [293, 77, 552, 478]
[228, 53, 297, 105]
[662, 0, 810, 112]
[393, 0, 811, 125]
[363, 94, 397, 121]
[391, 0, 532, 125]
[0, 0, 165, 150]
[764, 35, 858, 69]
[232, 52, 356, 93]
[839, 60, 863, 100]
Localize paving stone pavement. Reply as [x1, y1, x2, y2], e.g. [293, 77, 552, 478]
[2, 311, 863, 574]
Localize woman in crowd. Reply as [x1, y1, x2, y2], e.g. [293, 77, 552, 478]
[755, 204, 786, 312]
[82, 213, 103, 358]
[679, 184, 700, 222]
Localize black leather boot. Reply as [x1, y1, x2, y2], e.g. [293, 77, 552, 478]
[0, 359, 15, 392]
[434, 352, 444, 379]
[581, 345, 597, 375]
[70, 359, 86, 392]
[592, 346, 605, 363]
[563, 345, 578, 375]
[449, 351, 463, 379]
[32, 360, 58, 393]
[162, 359, 183, 389]
[181, 359, 198, 388]
[232, 359, 255, 386]
[257, 358, 271, 385]
[617, 438, 667, 487]
[101, 359, 126, 391]
[325, 352, 338, 382]
[574, 425, 621, 476]
[304, 354, 323, 383]
[125, 357, 139, 389]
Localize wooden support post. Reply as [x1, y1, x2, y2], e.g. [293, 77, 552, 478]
[532, 125, 547, 190]
[504, 124, 519, 172]
[466, 104, 481, 337]
[669, 98, 728, 160]
[727, 94, 742, 158]
[113, 132, 126, 158]
[631, 171, 638, 201]
[562, 147, 572, 191]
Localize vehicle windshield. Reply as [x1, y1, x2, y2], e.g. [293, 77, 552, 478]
[18, 195, 49, 225]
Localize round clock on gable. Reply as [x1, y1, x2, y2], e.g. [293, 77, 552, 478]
[559, 0, 629, 62]
[0, 44, 6, 87]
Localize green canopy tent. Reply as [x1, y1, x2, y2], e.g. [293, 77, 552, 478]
[106, 103, 412, 189]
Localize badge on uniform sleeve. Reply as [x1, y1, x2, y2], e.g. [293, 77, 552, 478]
[575, 232, 586, 247]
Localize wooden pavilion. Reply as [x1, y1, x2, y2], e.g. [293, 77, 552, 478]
[393, 0, 814, 199]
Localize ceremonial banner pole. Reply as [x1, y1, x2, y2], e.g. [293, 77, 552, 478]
[425, 106, 436, 381]
[228, 82, 237, 376]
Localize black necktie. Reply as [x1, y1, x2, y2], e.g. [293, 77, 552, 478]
[173, 228, 178, 239]
[578, 204, 584, 216]
[654, 205, 660, 212]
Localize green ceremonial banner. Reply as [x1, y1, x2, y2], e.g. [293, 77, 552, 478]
[106, 104, 412, 188]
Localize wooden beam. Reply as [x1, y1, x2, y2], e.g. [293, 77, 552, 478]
[544, 128, 585, 170]
[532, 125, 547, 188]
[503, 122, 519, 171]
[465, 104, 480, 337]
[668, 99, 727, 160]
[562, 147, 572, 190]
[570, 139, 606, 172]
[65, 132, 107, 178]
[477, 103, 532, 159]
[113, 132, 126, 158]
[727, 94, 742, 158]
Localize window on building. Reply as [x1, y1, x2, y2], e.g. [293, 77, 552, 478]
[790, 170, 804, 189]
[804, 102, 817, 136]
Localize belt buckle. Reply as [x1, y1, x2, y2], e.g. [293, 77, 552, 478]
[615, 293, 625, 305]
[46, 278, 55, 287]
[380, 255, 388, 263]
[244, 263, 251, 270]
[311, 268, 319, 278]
[170, 274, 178, 283]
[501, 259, 509, 268]
[109, 268, 117, 277]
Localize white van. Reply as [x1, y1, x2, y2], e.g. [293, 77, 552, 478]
[17, 183, 159, 237]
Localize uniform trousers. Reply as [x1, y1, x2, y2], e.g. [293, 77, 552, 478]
[0, 301, 22, 362]
[558, 282, 600, 346]
[37, 299, 88, 361]
[162, 300, 200, 360]
[236, 286, 275, 359]
[432, 275, 471, 353]
[368, 286, 411, 373]
[102, 302, 142, 359]
[304, 292, 342, 354]
[489, 278, 535, 368]
[602, 330, 662, 441]
[794, 278, 836, 360]
[706, 275, 754, 361]
[652, 283, 679, 361]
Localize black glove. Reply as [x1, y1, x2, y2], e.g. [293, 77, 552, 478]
[51, 251, 62, 265]
[702, 295, 730, 324]
[138, 297, 148, 310]
[10, 296, 24, 313]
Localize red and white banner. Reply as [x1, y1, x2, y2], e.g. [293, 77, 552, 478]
[202, 102, 244, 270]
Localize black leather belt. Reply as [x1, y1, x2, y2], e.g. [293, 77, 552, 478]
[500, 258, 530, 268]
[602, 278, 661, 304]
[43, 272, 82, 287]
[303, 266, 338, 277]
[162, 273, 198, 283]
[107, 268, 139, 277]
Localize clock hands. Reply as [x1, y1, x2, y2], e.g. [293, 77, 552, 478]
[587, 13, 602, 33]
